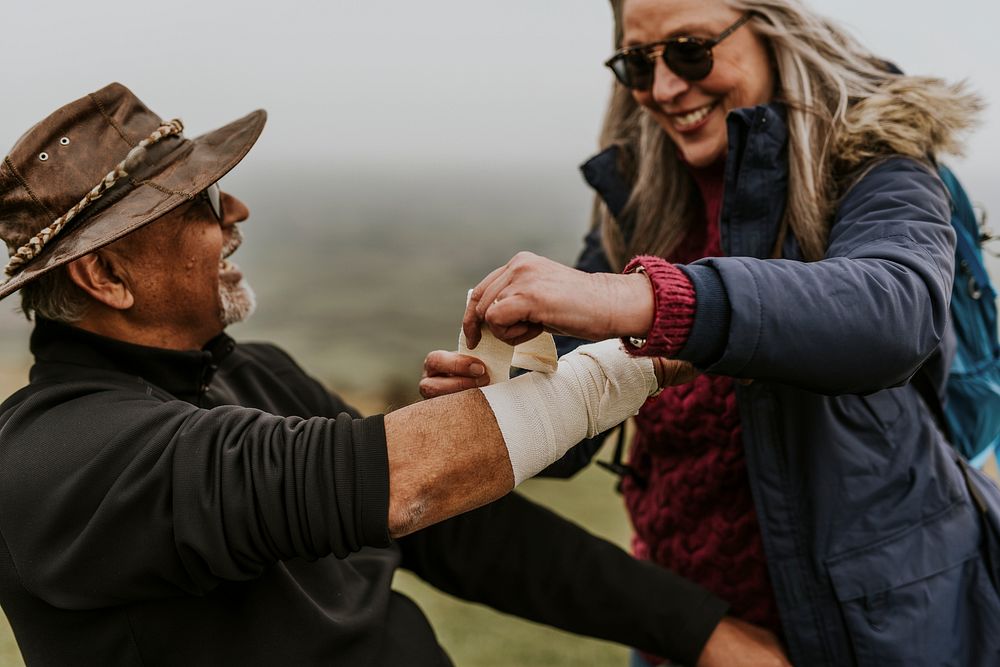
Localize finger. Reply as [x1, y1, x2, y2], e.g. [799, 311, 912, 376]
[464, 265, 508, 348]
[419, 374, 490, 399]
[653, 359, 700, 387]
[671, 361, 700, 386]
[504, 328, 546, 347]
[475, 265, 519, 321]
[651, 358, 665, 388]
[424, 350, 488, 379]
[483, 292, 538, 331]
[488, 322, 545, 347]
[483, 320, 526, 345]
[461, 305, 482, 350]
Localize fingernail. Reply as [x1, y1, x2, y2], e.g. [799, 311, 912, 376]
[470, 363, 485, 377]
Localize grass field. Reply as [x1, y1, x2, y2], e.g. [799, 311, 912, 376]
[392, 463, 636, 667]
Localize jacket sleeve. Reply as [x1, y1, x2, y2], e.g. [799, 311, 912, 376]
[667, 157, 955, 394]
[397, 493, 728, 666]
[0, 384, 390, 609]
[243, 342, 363, 419]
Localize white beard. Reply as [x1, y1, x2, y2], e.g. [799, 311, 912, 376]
[217, 225, 255, 327]
[219, 278, 256, 327]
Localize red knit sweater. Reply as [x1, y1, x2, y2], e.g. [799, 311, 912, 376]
[622, 161, 782, 647]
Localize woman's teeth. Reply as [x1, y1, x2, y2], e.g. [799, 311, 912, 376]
[672, 104, 714, 129]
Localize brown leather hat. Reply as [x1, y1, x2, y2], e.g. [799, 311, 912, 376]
[0, 82, 266, 300]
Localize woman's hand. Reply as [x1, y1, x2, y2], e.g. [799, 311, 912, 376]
[697, 617, 791, 667]
[463, 252, 655, 348]
[419, 351, 491, 399]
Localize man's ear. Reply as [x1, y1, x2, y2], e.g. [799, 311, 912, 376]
[65, 252, 134, 311]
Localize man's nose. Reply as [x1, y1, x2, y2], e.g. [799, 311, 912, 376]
[650, 56, 691, 105]
[220, 192, 249, 227]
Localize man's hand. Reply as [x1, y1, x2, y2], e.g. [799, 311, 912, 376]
[420, 351, 491, 399]
[462, 252, 655, 348]
[697, 617, 791, 667]
[421, 350, 700, 400]
[651, 357, 701, 387]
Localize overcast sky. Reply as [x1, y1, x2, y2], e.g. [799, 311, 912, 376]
[3, 0, 998, 210]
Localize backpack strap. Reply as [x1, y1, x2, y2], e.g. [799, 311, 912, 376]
[940, 165, 996, 301]
[595, 422, 647, 493]
[955, 220, 996, 301]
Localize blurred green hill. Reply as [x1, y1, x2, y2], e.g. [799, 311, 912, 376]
[234, 162, 589, 401]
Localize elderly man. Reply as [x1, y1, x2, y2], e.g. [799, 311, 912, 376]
[0, 84, 786, 666]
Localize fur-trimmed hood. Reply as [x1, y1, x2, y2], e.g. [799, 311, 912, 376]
[834, 77, 983, 173]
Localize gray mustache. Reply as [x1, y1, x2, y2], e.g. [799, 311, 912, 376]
[221, 226, 244, 259]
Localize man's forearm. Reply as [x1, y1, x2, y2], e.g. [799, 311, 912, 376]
[384, 389, 512, 537]
[384, 339, 660, 537]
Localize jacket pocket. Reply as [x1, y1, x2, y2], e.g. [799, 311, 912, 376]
[826, 501, 1000, 666]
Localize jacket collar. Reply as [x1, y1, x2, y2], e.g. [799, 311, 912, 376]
[29, 318, 237, 400]
[580, 145, 631, 221]
[579, 102, 790, 259]
[720, 103, 789, 258]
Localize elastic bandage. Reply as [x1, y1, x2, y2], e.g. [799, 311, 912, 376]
[480, 339, 658, 485]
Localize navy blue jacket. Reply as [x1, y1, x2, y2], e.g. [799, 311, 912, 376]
[557, 104, 1000, 665]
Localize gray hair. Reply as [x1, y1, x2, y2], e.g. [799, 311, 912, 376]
[597, 0, 983, 269]
[18, 266, 89, 323]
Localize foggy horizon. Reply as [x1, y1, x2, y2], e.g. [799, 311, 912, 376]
[3, 0, 998, 369]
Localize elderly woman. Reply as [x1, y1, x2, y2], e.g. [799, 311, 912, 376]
[424, 0, 997, 665]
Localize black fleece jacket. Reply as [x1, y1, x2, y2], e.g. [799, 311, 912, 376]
[0, 319, 727, 666]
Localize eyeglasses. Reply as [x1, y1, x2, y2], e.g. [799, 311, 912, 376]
[605, 13, 753, 90]
[198, 182, 224, 222]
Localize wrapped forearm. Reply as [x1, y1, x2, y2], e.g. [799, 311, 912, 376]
[385, 339, 656, 536]
[481, 339, 658, 485]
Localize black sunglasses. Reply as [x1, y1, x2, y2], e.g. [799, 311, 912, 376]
[605, 13, 753, 90]
[198, 181, 224, 222]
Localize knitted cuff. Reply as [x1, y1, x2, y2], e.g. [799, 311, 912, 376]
[622, 255, 696, 357]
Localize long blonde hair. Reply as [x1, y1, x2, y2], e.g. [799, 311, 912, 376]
[597, 0, 983, 269]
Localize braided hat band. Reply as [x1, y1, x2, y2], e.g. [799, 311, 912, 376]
[2, 119, 184, 280]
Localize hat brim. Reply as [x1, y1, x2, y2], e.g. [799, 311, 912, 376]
[0, 109, 266, 300]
